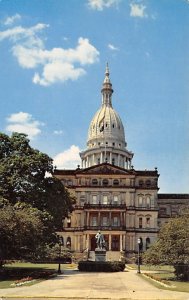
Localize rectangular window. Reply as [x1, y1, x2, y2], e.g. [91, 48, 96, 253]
[139, 217, 143, 228]
[91, 216, 97, 226]
[103, 195, 108, 204]
[112, 216, 120, 226]
[146, 217, 150, 227]
[113, 195, 119, 205]
[92, 195, 97, 204]
[102, 216, 108, 226]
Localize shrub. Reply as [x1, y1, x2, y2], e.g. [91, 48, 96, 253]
[78, 261, 125, 272]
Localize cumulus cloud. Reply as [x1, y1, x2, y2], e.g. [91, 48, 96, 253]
[4, 14, 21, 26]
[108, 43, 119, 51]
[53, 145, 81, 169]
[0, 24, 99, 86]
[88, 0, 120, 10]
[130, 3, 147, 18]
[6, 112, 43, 139]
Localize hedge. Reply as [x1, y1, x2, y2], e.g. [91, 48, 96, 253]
[78, 261, 125, 272]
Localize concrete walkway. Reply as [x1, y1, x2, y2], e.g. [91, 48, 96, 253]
[0, 268, 189, 300]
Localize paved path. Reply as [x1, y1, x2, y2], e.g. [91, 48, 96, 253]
[0, 269, 189, 300]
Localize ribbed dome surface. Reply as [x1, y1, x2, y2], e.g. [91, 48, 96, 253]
[88, 104, 126, 147]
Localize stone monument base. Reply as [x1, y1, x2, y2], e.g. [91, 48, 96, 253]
[95, 248, 106, 262]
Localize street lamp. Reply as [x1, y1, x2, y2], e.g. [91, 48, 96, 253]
[57, 236, 63, 274]
[137, 238, 141, 274]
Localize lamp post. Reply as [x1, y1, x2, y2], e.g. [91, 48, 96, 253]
[57, 236, 62, 274]
[137, 238, 141, 274]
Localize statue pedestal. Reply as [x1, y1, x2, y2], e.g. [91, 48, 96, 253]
[95, 248, 106, 262]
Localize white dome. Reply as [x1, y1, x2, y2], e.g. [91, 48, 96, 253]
[87, 105, 126, 149]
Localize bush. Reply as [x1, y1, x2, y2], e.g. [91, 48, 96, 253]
[174, 264, 189, 281]
[78, 261, 125, 272]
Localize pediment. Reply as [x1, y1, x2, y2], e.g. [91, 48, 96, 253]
[78, 163, 130, 175]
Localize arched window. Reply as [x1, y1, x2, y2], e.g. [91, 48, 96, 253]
[113, 179, 119, 186]
[138, 195, 143, 207]
[146, 237, 150, 250]
[92, 178, 98, 185]
[139, 180, 143, 187]
[59, 236, 64, 246]
[146, 196, 151, 208]
[146, 217, 150, 228]
[66, 237, 71, 248]
[139, 217, 143, 228]
[146, 180, 151, 187]
[102, 179, 108, 186]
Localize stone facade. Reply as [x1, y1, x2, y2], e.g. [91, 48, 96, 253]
[54, 65, 189, 259]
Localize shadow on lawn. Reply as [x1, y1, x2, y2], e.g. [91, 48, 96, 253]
[0, 266, 55, 282]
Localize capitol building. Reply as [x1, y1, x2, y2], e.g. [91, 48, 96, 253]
[54, 65, 189, 260]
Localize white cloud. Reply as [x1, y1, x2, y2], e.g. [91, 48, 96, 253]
[0, 24, 99, 86]
[53, 130, 64, 135]
[53, 145, 81, 169]
[130, 3, 147, 18]
[108, 43, 119, 51]
[4, 14, 21, 26]
[6, 112, 43, 139]
[88, 0, 120, 11]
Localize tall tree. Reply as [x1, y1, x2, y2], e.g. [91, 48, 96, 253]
[0, 132, 75, 260]
[143, 211, 189, 281]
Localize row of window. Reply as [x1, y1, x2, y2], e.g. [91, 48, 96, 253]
[90, 195, 120, 205]
[90, 216, 120, 227]
[138, 195, 151, 208]
[138, 217, 151, 228]
[63, 179, 154, 187]
[139, 237, 151, 250]
[91, 123, 121, 130]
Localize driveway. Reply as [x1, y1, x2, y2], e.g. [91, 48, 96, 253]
[0, 268, 188, 300]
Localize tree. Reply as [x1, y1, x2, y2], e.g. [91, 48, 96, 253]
[143, 211, 189, 281]
[0, 132, 75, 260]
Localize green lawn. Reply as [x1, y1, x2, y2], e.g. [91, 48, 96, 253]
[127, 264, 189, 292]
[0, 262, 77, 289]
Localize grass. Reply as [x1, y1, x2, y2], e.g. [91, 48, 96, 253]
[127, 264, 189, 292]
[0, 262, 77, 289]
[127, 264, 174, 272]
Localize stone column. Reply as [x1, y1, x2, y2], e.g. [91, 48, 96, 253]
[123, 234, 126, 251]
[109, 235, 112, 250]
[110, 152, 112, 164]
[109, 211, 112, 227]
[100, 152, 103, 164]
[93, 154, 95, 165]
[120, 235, 123, 251]
[87, 212, 89, 227]
[118, 154, 120, 167]
[98, 211, 101, 227]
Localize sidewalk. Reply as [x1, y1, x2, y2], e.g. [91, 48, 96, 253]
[0, 268, 188, 300]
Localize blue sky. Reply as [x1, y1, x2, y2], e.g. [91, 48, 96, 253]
[0, 0, 188, 193]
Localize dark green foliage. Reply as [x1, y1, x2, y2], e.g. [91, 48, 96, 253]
[0, 132, 75, 261]
[143, 210, 189, 281]
[78, 261, 125, 272]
